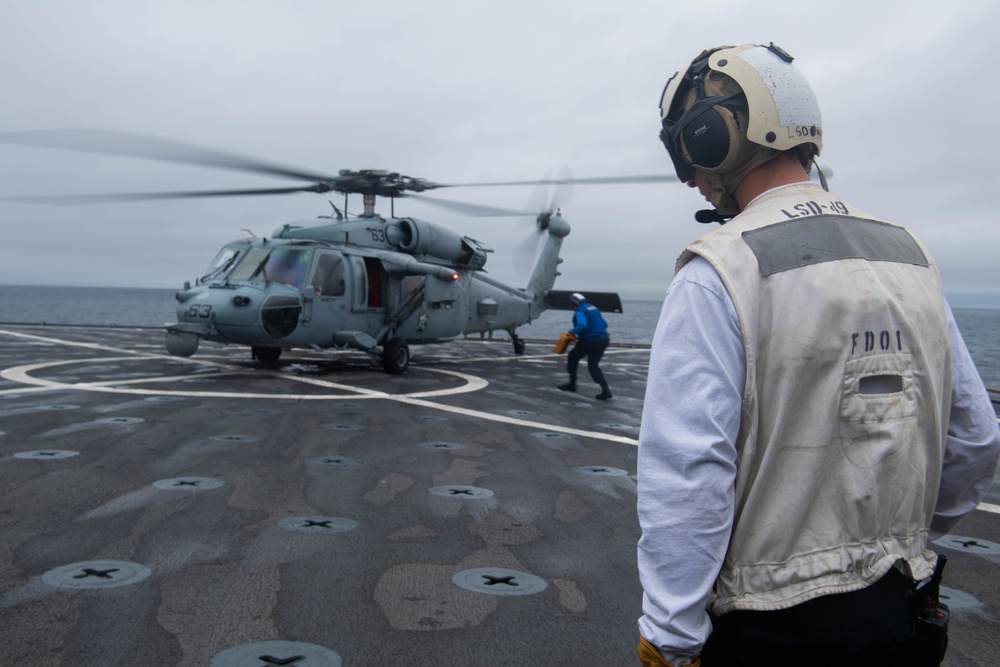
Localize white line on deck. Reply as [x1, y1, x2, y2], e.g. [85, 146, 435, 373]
[0, 328, 638, 446]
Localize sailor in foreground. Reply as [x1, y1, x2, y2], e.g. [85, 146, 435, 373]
[636, 43, 1000, 666]
[558, 292, 613, 400]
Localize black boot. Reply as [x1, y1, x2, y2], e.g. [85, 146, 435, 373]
[596, 385, 613, 400]
[558, 381, 577, 392]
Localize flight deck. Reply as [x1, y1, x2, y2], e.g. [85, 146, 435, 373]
[0, 325, 997, 666]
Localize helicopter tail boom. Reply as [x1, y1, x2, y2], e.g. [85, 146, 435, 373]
[524, 212, 571, 316]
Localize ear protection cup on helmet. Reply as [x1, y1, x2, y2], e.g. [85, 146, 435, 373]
[660, 90, 745, 181]
[680, 105, 732, 170]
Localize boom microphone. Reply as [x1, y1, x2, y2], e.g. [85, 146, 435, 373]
[695, 209, 732, 225]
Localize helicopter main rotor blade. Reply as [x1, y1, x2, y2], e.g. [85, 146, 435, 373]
[1, 185, 328, 206]
[437, 174, 677, 188]
[0, 129, 678, 206]
[0, 128, 342, 184]
[407, 194, 530, 217]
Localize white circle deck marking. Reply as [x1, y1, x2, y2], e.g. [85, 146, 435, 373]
[0, 328, 640, 446]
[1, 356, 487, 400]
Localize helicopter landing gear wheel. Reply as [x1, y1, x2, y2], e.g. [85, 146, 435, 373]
[382, 338, 410, 374]
[251, 346, 282, 363]
[511, 334, 525, 355]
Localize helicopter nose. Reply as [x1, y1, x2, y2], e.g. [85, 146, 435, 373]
[177, 285, 273, 345]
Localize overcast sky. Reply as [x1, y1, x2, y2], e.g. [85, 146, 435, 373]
[1, 0, 997, 306]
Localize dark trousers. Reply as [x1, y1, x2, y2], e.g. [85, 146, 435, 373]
[566, 337, 609, 387]
[701, 569, 931, 667]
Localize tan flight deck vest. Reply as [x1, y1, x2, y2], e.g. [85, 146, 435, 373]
[677, 182, 952, 615]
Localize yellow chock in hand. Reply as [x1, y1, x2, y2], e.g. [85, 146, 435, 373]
[554, 332, 577, 354]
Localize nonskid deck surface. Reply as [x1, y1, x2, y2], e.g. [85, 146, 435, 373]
[0, 325, 996, 666]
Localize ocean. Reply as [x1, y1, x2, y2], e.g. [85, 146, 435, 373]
[0, 284, 998, 392]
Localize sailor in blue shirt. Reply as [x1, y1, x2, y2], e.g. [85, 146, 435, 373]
[558, 293, 612, 400]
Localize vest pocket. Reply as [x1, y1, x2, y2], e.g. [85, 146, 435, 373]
[840, 353, 916, 423]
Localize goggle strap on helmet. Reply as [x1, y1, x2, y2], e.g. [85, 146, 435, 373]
[659, 126, 695, 183]
[690, 54, 711, 98]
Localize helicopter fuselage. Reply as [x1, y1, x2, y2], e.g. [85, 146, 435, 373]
[166, 213, 569, 371]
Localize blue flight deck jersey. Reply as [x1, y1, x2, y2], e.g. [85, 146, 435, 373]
[570, 303, 609, 341]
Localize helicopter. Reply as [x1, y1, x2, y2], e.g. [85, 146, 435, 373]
[0, 129, 672, 373]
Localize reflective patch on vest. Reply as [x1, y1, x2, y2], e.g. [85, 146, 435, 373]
[742, 215, 929, 277]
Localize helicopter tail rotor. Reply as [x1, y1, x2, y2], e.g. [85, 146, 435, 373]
[513, 167, 574, 276]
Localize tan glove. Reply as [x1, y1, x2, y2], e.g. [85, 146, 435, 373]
[638, 636, 701, 667]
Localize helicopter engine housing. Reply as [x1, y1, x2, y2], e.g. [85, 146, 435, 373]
[389, 218, 487, 269]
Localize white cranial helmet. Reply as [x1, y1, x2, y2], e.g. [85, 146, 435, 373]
[658, 43, 822, 213]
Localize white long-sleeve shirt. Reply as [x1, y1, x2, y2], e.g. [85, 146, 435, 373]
[636, 255, 1000, 666]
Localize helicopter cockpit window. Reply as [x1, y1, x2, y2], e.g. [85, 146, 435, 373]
[257, 246, 315, 290]
[309, 251, 346, 297]
[227, 247, 272, 282]
[201, 246, 244, 282]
